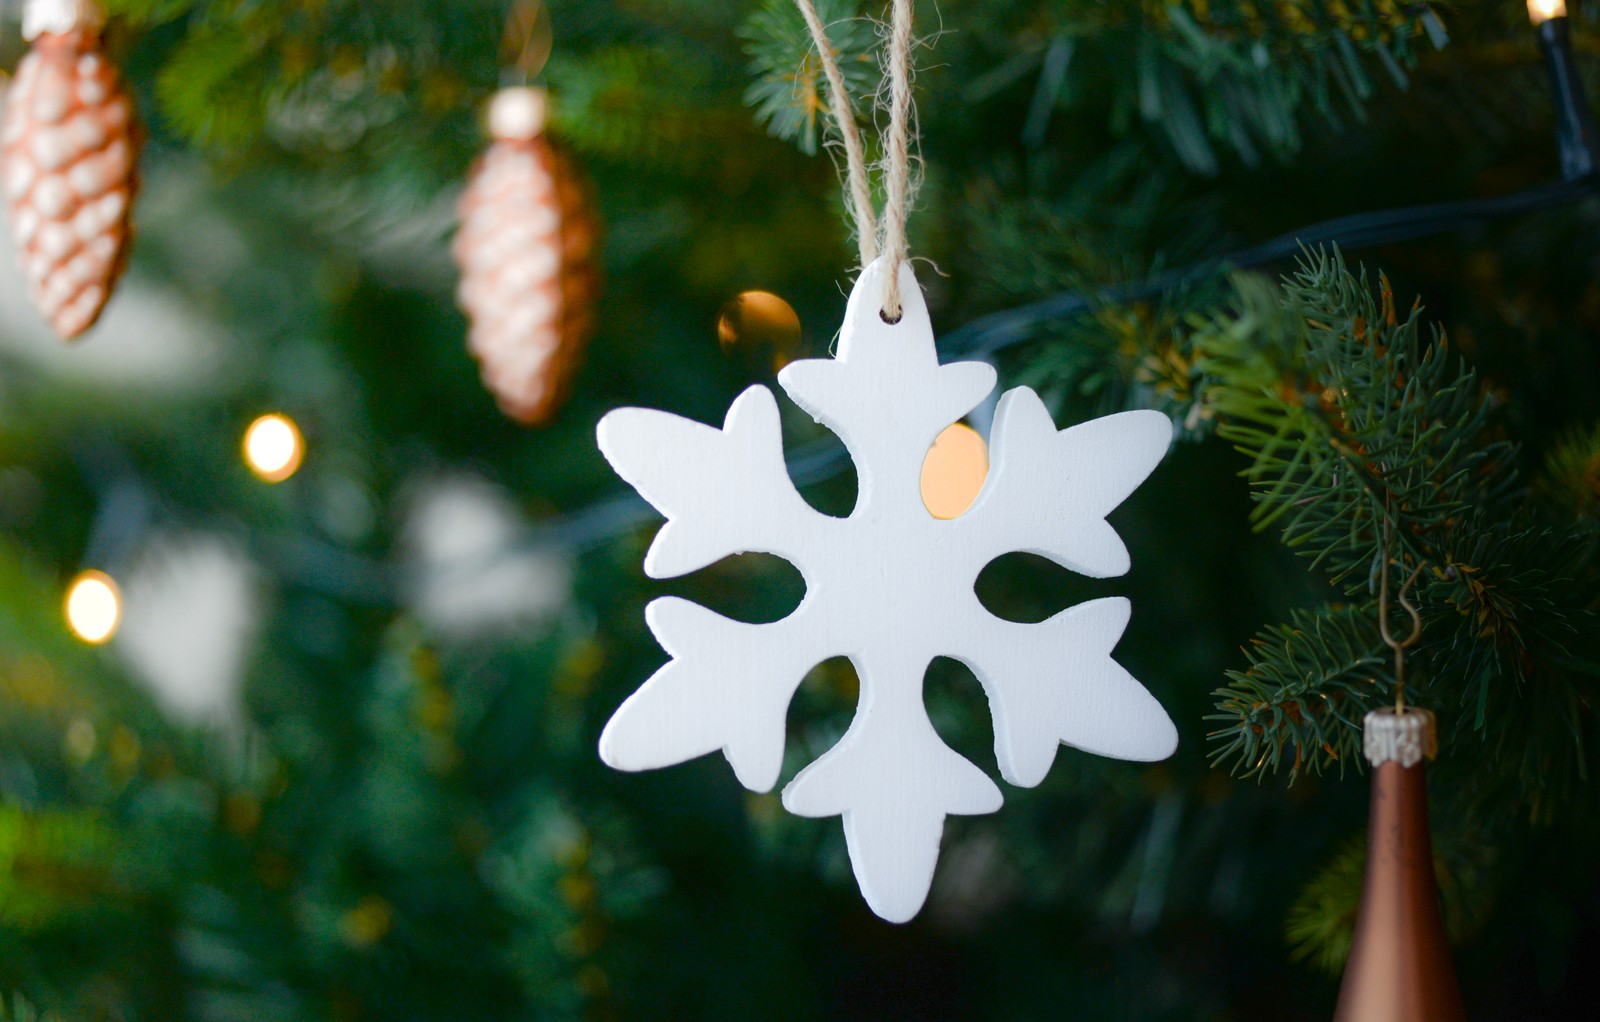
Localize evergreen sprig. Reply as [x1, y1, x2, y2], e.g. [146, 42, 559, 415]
[1198, 252, 1599, 803]
[1146, 0, 1447, 172]
[1194, 249, 1514, 590]
[1208, 605, 1389, 780]
[0, 806, 118, 931]
[740, 0, 878, 156]
[0, 994, 64, 1022]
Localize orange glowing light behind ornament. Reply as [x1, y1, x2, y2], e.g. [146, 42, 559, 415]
[921, 422, 988, 520]
[65, 569, 120, 644]
[243, 414, 304, 483]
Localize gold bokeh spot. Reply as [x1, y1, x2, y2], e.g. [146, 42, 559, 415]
[717, 290, 802, 368]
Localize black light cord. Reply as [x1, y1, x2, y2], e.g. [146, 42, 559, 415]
[91, 14, 1600, 601]
[515, 174, 1600, 560]
[528, 16, 1600, 557]
[942, 178, 1599, 361]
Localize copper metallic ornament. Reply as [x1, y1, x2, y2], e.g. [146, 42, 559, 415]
[2, 1, 139, 341]
[453, 86, 601, 425]
[1333, 708, 1465, 1022]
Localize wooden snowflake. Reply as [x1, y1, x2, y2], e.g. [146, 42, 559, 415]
[597, 259, 1177, 922]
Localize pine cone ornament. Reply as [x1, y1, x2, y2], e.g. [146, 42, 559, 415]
[2, 1, 139, 341]
[454, 87, 601, 425]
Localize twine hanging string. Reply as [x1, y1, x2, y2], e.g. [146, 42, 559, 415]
[878, 0, 915, 321]
[794, 0, 879, 268]
[795, 0, 917, 320]
[501, 0, 555, 86]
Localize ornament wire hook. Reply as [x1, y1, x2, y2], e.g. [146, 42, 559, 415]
[501, 0, 553, 86]
[1377, 498, 1424, 713]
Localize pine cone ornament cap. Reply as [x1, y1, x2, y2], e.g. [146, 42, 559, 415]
[454, 86, 601, 425]
[3, 2, 138, 341]
[23, 0, 104, 39]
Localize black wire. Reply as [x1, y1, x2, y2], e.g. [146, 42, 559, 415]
[939, 177, 1598, 359]
[510, 176, 1600, 562]
[253, 172, 1600, 600]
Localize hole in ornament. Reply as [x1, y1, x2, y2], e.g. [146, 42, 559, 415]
[664, 552, 804, 624]
[923, 656, 996, 774]
[921, 422, 988, 520]
[790, 434, 859, 519]
[787, 656, 861, 773]
[879, 307, 903, 325]
[974, 552, 1100, 624]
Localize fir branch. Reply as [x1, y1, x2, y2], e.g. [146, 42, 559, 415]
[1197, 253, 1599, 799]
[0, 805, 118, 931]
[1207, 605, 1390, 781]
[1149, 1, 1445, 171]
[1286, 826, 1497, 974]
[0, 993, 66, 1022]
[547, 46, 750, 166]
[740, 0, 878, 156]
[1284, 835, 1362, 973]
[1192, 247, 1515, 590]
[1536, 420, 1600, 521]
[154, 17, 282, 150]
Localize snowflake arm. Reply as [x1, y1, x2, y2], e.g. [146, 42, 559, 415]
[599, 597, 830, 792]
[954, 596, 1179, 788]
[781, 648, 1002, 924]
[957, 389, 1173, 579]
[778, 262, 995, 516]
[596, 384, 824, 578]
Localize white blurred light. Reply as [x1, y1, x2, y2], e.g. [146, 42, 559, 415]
[403, 473, 570, 636]
[1529, 0, 1568, 24]
[65, 570, 121, 644]
[116, 534, 259, 727]
[0, 166, 232, 389]
[243, 414, 303, 482]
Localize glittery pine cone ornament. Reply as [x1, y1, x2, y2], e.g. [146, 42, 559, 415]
[454, 86, 601, 425]
[2, 1, 139, 340]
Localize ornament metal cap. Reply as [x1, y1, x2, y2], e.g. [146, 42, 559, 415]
[1363, 706, 1437, 768]
[488, 86, 548, 141]
[23, 0, 104, 40]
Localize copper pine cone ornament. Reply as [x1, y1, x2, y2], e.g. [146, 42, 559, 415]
[2, 21, 139, 341]
[454, 86, 601, 425]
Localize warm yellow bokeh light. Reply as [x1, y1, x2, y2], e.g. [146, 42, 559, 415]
[1528, 0, 1567, 24]
[244, 414, 304, 483]
[65, 570, 121, 644]
[717, 290, 803, 369]
[921, 422, 989, 520]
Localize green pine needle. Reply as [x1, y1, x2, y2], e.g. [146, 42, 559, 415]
[740, 0, 877, 156]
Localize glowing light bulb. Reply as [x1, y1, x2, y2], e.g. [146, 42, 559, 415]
[1529, 0, 1567, 24]
[243, 414, 304, 483]
[65, 570, 121, 644]
[920, 422, 989, 520]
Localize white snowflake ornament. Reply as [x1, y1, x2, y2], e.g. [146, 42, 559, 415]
[597, 259, 1177, 922]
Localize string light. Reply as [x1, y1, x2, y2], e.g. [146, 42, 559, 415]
[920, 422, 988, 520]
[243, 414, 304, 483]
[65, 570, 121, 644]
[1528, 0, 1567, 25]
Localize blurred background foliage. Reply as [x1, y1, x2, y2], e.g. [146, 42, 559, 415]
[0, 1, 1597, 1019]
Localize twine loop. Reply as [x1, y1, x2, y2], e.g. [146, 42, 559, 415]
[795, 0, 917, 321]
